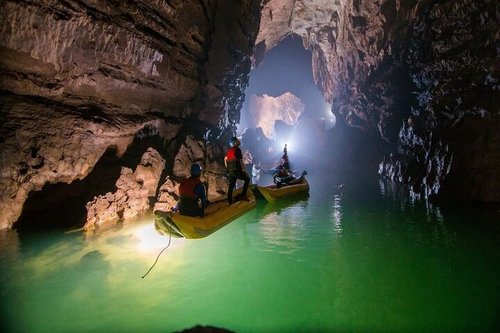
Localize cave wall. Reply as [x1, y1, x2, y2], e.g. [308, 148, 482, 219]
[400, 1, 500, 202]
[0, 0, 261, 230]
[1, 0, 498, 230]
[256, 0, 499, 201]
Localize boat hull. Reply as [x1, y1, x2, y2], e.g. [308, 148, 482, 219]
[154, 189, 256, 239]
[255, 177, 309, 202]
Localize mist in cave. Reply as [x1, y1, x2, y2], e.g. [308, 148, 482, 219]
[243, 35, 330, 119]
[237, 35, 383, 176]
[238, 35, 336, 172]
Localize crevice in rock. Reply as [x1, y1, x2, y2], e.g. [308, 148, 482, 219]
[122, 125, 166, 170]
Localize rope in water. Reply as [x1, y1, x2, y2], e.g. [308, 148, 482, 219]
[141, 230, 172, 279]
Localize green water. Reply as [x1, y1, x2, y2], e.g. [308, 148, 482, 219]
[1, 175, 499, 333]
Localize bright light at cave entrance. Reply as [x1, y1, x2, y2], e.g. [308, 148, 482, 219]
[278, 141, 292, 153]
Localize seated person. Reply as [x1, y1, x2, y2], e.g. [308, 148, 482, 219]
[273, 167, 294, 188]
[177, 163, 207, 217]
[279, 154, 290, 171]
[273, 169, 307, 188]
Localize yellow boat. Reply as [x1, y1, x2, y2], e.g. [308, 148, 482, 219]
[255, 176, 309, 202]
[154, 189, 256, 239]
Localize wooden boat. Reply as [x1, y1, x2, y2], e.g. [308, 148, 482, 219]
[254, 176, 309, 202]
[154, 189, 256, 239]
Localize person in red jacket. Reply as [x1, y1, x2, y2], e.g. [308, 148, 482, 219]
[224, 136, 250, 204]
[178, 163, 207, 217]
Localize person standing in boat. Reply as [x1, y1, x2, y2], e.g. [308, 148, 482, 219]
[224, 136, 250, 204]
[273, 144, 291, 174]
[177, 163, 208, 217]
[280, 144, 290, 171]
[273, 144, 294, 187]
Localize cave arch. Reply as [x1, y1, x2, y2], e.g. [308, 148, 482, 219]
[240, 35, 385, 173]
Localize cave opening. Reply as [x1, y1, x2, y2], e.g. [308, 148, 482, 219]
[239, 35, 334, 171]
[15, 127, 165, 234]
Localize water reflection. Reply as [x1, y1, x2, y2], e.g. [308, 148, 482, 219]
[329, 194, 344, 235]
[257, 197, 309, 254]
[5, 218, 188, 283]
[0, 229, 20, 262]
[378, 178, 457, 248]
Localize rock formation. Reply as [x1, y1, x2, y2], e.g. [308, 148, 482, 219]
[256, 0, 499, 201]
[0, 0, 498, 230]
[84, 147, 165, 233]
[153, 177, 179, 214]
[0, 0, 261, 230]
[248, 92, 304, 138]
[171, 134, 228, 197]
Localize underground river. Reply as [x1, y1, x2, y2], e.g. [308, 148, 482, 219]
[1, 173, 499, 333]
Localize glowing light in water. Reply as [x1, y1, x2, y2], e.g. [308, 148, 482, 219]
[331, 194, 343, 235]
[132, 222, 185, 253]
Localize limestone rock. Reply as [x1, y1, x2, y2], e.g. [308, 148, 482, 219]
[0, 0, 261, 229]
[240, 127, 275, 165]
[1, 0, 499, 233]
[153, 178, 179, 213]
[84, 148, 165, 233]
[248, 92, 304, 138]
[256, 0, 499, 201]
[172, 136, 208, 179]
